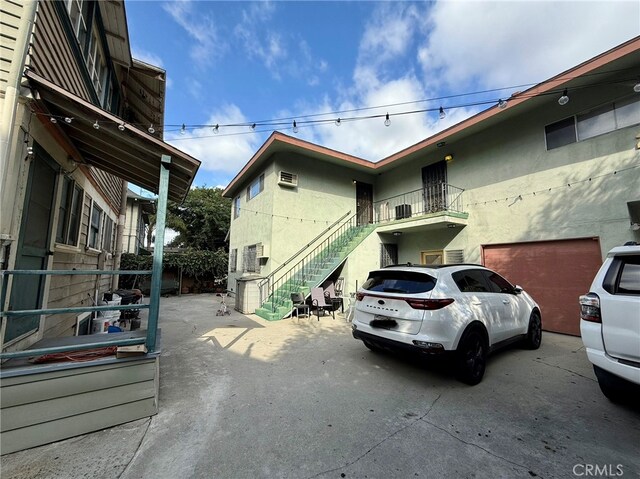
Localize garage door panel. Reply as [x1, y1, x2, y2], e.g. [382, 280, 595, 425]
[483, 238, 602, 336]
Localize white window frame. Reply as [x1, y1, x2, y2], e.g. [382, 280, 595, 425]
[65, 0, 87, 47]
[55, 176, 84, 248]
[88, 201, 103, 250]
[233, 196, 241, 219]
[246, 174, 265, 201]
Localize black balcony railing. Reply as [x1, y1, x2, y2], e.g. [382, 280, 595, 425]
[373, 183, 464, 223]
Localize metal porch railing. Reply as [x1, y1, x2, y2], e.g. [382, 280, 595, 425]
[259, 212, 365, 313]
[0, 269, 155, 360]
[373, 184, 465, 223]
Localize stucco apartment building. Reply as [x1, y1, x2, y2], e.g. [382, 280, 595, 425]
[224, 37, 640, 336]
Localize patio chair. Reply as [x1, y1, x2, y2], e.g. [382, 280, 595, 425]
[311, 287, 335, 321]
[291, 292, 310, 320]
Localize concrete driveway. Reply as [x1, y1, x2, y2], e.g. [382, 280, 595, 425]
[2, 294, 639, 479]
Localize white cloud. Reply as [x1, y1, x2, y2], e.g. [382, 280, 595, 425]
[165, 104, 261, 176]
[163, 0, 226, 68]
[418, 0, 640, 91]
[131, 48, 164, 68]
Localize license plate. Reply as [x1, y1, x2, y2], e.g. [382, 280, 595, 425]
[371, 315, 398, 329]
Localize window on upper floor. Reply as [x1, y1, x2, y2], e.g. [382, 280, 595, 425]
[86, 30, 108, 106]
[233, 196, 241, 219]
[56, 176, 84, 247]
[246, 174, 265, 201]
[546, 95, 640, 150]
[65, 0, 88, 48]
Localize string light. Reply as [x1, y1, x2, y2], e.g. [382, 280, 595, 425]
[33, 68, 638, 138]
[64, 117, 73, 123]
[558, 89, 569, 105]
[93, 120, 100, 130]
[467, 164, 637, 208]
[293, 120, 298, 133]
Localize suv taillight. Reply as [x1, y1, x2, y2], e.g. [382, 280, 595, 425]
[579, 293, 601, 323]
[405, 298, 455, 310]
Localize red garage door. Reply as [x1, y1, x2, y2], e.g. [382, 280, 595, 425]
[483, 238, 602, 336]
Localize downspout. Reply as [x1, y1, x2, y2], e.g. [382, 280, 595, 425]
[111, 180, 128, 290]
[0, 0, 38, 242]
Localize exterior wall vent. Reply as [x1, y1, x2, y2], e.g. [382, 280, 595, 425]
[278, 171, 298, 187]
[445, 249, 464, 264]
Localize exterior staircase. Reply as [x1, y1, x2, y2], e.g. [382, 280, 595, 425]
[255, 214, 375, 321]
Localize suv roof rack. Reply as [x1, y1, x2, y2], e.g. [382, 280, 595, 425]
[623, 241, 638, 246]
[382, 263, 484, 269]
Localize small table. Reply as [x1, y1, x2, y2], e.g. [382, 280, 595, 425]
[330, 297, 344, 313]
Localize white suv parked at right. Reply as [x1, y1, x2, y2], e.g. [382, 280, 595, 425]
[580, 243, 640, 403]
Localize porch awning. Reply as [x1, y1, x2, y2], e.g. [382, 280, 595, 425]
[24, 70, 200, 202]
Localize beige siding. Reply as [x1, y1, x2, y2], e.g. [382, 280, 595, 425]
[30, 0, 91, 100]
[89, 166, 124, 212]
[0, 0, 23, 90]
[0, 358, 159, 455]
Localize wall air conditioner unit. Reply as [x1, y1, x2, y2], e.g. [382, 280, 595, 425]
[278, 171, 298, 187]
[444, 250, 464, 264]
[256, 243, 269, 259]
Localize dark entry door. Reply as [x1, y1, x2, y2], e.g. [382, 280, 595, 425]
[6, 148, 58, 343]
[422, 161, 447, 213]
[356, 182, 373, 226]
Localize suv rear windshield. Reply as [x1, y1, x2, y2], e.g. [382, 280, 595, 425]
[362, 270, 436, 294]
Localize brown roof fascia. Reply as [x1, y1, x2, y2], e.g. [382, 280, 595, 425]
[222, 132, 375, 197]
[378, 35, 640, 167]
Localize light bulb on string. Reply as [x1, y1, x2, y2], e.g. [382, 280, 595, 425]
[335, 118, 341, 126]
[64, 117, 73, 123]
[50, 117, 57, 124]
[250, 123, 256, 131]
[439, 107, 446, 120]
[118, 123, 126, 131]
[498, 99, 507, 109]
[213, 124, 219, 134]
[293, 120, 298, 133]
[634, 78, 640, 93]
[558, 89, 569, 105]
[93, 120, 100, 130]
[384, 113, 391, 127]
[180, 123, 186, 135]
[148, 124, 155, 134]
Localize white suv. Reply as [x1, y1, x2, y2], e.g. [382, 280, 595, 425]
[579, 244, 640, 402]
[352, 264, 541, 385]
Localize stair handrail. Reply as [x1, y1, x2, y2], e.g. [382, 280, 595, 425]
[261, 211, 364, 312]
[258, 210, 351, 291]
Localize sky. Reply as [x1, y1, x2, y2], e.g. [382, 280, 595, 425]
[125, 0, 640, 190]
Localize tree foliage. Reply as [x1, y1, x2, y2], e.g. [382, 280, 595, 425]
[167, 187, 231, 250]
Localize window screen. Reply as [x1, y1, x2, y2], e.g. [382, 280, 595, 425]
[545, 117, 576, 150]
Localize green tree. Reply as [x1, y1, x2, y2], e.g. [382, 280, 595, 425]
[168, 187, 231, 250]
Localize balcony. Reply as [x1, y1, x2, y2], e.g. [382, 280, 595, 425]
[373, 184, 467, 231]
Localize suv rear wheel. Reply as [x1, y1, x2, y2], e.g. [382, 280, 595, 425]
[456, 329, 488, 385]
